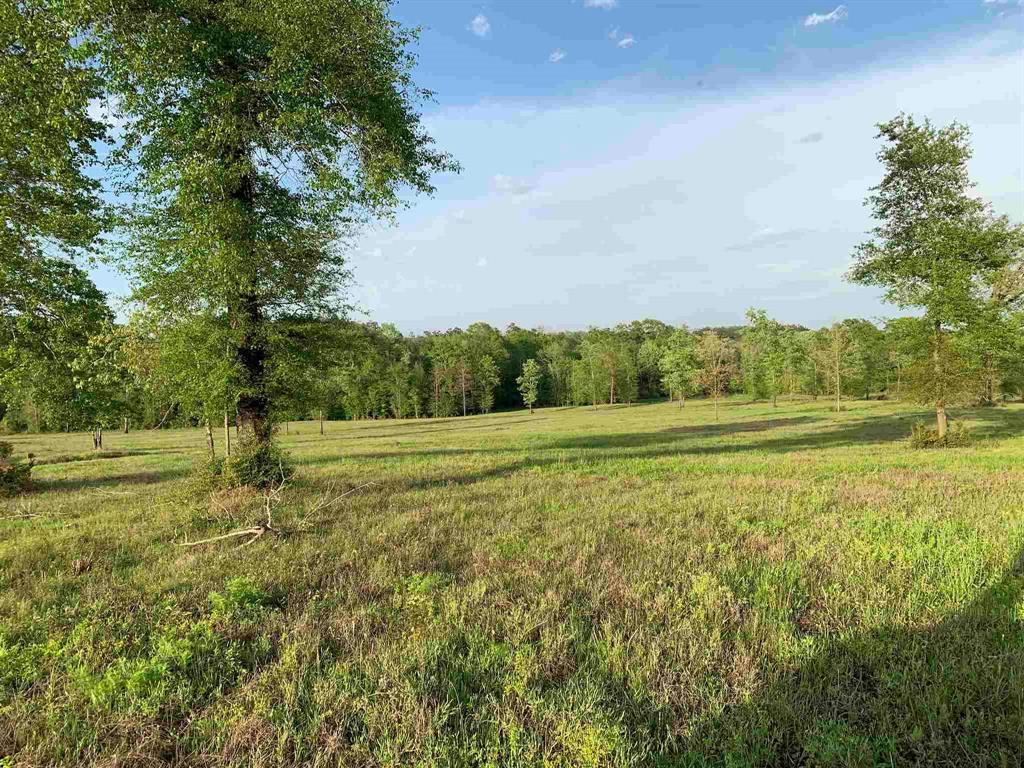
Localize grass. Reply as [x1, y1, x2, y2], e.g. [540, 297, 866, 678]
[1, 396, 1023, 767]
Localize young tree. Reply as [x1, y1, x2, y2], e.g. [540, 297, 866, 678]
[84, 0, 455, 467]
[811, 323, 855, 413]
[742, 309, 788, 407]
[517, 358, 542, 413]
[472, 354, 500, 414]
[849, 115, 1023, 437]
[695, 331, 736, 422]
[539, 338, 574, 407]
[658, 328, 698, 408]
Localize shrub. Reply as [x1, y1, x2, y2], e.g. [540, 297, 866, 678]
[0, 442, 33, 496]
[910, 420, 970, 449]
[192, 438, 293, 492]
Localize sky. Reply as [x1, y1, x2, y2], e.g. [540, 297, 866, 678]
[91, 1, 1024, 333]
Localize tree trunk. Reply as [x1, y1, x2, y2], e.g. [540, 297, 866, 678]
[319, 409, 324, 435]
[94, 427, 103, 450]
[461, 368, 467, 417]
[772, 393, 777, 408]
[529, 403, 534, 414]
[123, 416, 129, 434]
[714, 393, 719, 422]
[933, 320, 947, 438]
[224, 409, 232, 457]
[205, 420, 216, 460]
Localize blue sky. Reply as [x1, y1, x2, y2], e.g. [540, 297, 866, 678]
[92, 1, 1024, 333]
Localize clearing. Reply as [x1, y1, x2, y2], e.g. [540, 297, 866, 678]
[2, 397, 1023, 766]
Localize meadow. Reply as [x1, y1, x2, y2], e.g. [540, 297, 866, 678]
[1, 397, 1023, 767]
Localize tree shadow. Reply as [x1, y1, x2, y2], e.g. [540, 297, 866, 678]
[665, 545, 1024, 765]
[33, 468, 189, 493]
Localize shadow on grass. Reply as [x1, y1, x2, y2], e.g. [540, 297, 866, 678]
[34, 467, 189, 493]
[329, 408, 1021, 494]
[388, 542, 1024, 766]
[669, 547, 1024, 765]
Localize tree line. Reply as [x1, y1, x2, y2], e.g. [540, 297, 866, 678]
[3, 306, 1022, 435]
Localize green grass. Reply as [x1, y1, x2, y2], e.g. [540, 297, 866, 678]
[2, 396, 1023, 766]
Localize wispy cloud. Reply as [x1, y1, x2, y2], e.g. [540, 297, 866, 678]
[726, 228, 813, 253]
[797, 131, 824, 144]
[608, 27, 620, 40]
[804, 5, 848, 27]
[476, 257, 488, 268]
[758, 259, 809, 273]
[584, 0, 618, 8]
[549, 49, 566, 63]
[617, 34, 636, 48]
[493, 174, 535, 195]
[468, 14, 490, 37]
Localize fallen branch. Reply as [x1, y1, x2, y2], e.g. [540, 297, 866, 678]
[178, 479, 285, 548]
[310, 481, 377, 515]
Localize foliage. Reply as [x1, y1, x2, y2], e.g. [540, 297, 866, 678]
[0, 441, 32, 496]
[742, 309, 789, 406]
[695, 331, 737, 420]
[657, 327, 698, 406]
[910, 420, 971, 449]
[516, 358, 542, 412]
[849, 114, 1024, 434]
[74, 0, 456, 448]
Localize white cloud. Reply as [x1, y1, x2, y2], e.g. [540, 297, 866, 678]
[493, 174, 535, 195]
[584, 0, 618, 8]
[617, 34, 635, 48]
[468, 14, 490, 37]
[804, 5, 848, 26]
[608, 27, 620, 40]
[549, 49, 566, 63]
[476, 257, 488, 268]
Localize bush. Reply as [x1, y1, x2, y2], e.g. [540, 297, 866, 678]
[910, 420, 971, 449]
[192, 438, 293, 492]
[0, 441, 33, 496]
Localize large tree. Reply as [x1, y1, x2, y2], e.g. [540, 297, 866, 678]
[849, 115, 1022, 437]
[1, 1, 111, 426]
[83, 0, 454, 462]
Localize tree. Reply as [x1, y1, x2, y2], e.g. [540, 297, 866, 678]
[883, 318, 926, 401]
[517, 358, 542, 413]
[539, 338, 574, 407]
[695, 331, 736, 422]
[1, 1, 111, 431]
[811, 323, 855, 413]
[844, 319, 887, 400]
[472, 354, 500, 414]
[742, 309, 788, 407]
[658, 328, 698, 408]
[849, 114, 1023, 437]
[84, 0, 455, 469]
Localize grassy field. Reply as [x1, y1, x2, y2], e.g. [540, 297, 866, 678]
[2, 397, 1023, 767]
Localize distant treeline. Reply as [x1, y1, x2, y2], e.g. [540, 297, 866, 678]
[4, 309, 1021, 434]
